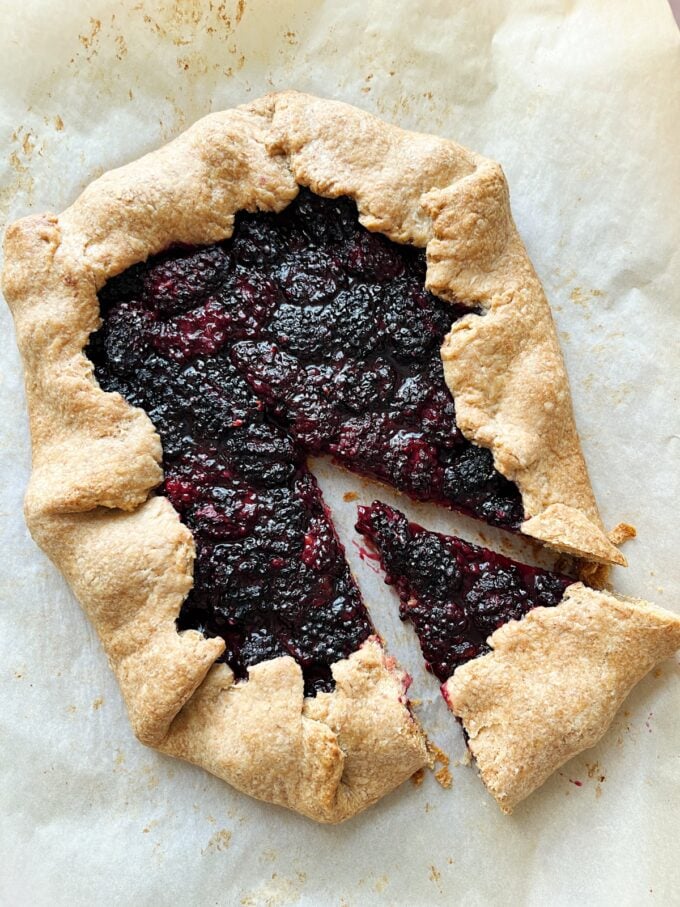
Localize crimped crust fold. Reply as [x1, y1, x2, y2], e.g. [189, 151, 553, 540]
[160, 639, 427, 823]
[3, 91, 626, 820]
[28, 497, 225, 746]
[445, 583, 680, 813]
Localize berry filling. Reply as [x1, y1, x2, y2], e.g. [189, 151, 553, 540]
[356, 502, 573, 682]
[88, 188, 524, 695]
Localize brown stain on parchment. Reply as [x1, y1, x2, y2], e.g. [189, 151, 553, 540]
[581, 368, 632, 407]
[569, 286, 604, 312]
[57, 0, 247, 142]
[176, 52, 210, 75]
[374, 875, 388, 893]
[78, 17, 102, 62]
[429, 863, 444, 894]
[202, 828, 233, 853]
[114, 34, 128, 60]
[3, 126, 38, 214]
[141, 1, 247, 45]
[563, 760, 608, 799]
[222, 54, 247, 78]
[585, 759, 607, 799]
[240, 870, 306, 906]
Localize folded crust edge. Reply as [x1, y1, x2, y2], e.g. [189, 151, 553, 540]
[444, 583, 680, 813]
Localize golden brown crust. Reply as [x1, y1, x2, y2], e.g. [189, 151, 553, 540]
[2, 91, 623, 820]
[445, 584, 680, 813]
[28, 497, 225, 746]
[160, 639, 426, 823]
[421, 173, 624, 565]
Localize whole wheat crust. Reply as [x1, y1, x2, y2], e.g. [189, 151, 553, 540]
[4, 92, 640, 821]
[445, 584, 680, 813]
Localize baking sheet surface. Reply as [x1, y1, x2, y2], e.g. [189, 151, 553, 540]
[1, 2, 679, 904]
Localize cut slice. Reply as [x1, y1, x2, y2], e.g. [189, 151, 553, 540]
[357, 501, 680, 812]
[356, 501, 573, 681]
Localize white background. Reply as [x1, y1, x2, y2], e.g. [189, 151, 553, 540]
[1, 2, 679, 904]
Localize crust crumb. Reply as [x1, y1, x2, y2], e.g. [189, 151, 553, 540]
[343, 491, 359, 502]
[434, 764, 452, 789]
[427, 743, 452, 788]
[608, 522, 637, 546]
[410, 767, 426, 787]
[577, 525, 634, 589]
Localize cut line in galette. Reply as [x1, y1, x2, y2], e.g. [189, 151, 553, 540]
[3, 91, 644, 822]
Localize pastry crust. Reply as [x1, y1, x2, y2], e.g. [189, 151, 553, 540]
[3, 91, 624, 820]
[159, 638, 426, 822]
[445, 583, 680, 813]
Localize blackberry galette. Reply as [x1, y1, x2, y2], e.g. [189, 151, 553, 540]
[86, 186, 521, 701]
[4, 92, 676, 822]
[358, 502, 680, 811]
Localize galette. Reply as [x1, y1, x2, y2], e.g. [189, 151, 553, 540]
[4, 91, 678, 821]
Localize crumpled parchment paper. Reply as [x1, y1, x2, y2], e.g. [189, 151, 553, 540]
[1, 1, 679, 904]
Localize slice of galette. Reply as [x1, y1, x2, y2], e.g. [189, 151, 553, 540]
[357, 502, 680, 813]
[3, 92, 628, 822]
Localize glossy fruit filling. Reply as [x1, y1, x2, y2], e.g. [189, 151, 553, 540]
[88, 188, 524, 694]
[356, 502, 573, 682]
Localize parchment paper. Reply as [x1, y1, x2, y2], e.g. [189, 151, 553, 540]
[1, 2, 679, 904]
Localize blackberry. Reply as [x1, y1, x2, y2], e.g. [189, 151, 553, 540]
[443, 445, 497, 496]
[333, 358, 396, 412]
[268, 303, 332, 358]
[143, 244, 230, 316]
[278, 246, 343, 304]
